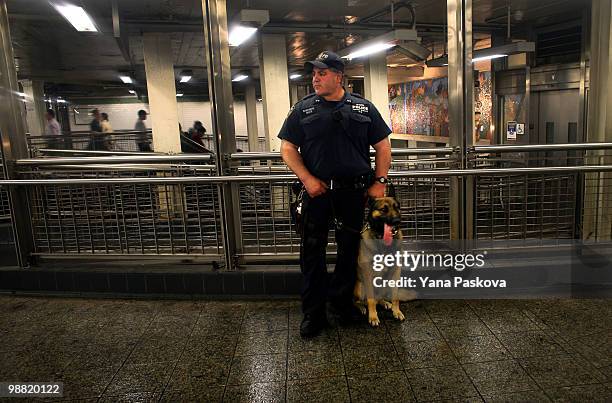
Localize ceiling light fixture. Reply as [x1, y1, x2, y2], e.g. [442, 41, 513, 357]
[176, 93, 184, 97]
[338, 29, 421, 61]
[289, 73, 302, 80]
[232, 74, 248, 82]
[228, 25, 257, 47]
[426, 41, 535, 67]
[228, 9, 269, 47]
[119, 75, 133, 84]
[472, 54, 507, 62]
[52, 3, 98, 32]
[179, 69, 193, 83]
[128, 90, 136, 95]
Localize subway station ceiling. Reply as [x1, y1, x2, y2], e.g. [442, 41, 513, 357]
[6, 0, 590, 98]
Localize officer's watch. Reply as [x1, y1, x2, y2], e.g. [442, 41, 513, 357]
[375, 176, 388, 184]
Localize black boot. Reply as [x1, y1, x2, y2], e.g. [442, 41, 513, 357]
[300, 313, 329, 338]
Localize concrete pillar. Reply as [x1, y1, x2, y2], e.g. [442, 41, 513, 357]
[0, 0, 33, 267]
[21, 80, 45, 136]
[259, 34, 290, 152]
[363, 52, 390, 125]
[583, 0, 612, 240]
[143, 33, 183, 221]
[143, 33, 181, 153]
[245, 84, 259, 152]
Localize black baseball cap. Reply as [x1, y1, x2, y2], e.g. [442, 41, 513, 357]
[304, 51, 345, 73]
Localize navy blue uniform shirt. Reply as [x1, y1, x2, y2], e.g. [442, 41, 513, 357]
[278, 91, 391, 181]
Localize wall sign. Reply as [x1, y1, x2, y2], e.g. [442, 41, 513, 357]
[507, 121, 517, 140]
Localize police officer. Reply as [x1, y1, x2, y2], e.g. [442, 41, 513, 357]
[278, 51, 392, 338]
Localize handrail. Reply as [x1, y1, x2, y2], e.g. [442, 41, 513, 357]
[16, 154, 214, 166]
[229, 147, 456, 160]
[38, 149, 163, 156]
[2, 165, 612, 186]
[473, 142, 612, 153]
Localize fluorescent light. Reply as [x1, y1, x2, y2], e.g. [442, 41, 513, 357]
[128, 90, 136, 94]
[119, 75, 133, 84]
[289, 73, 302, 80]
[343, 42, 395, 60]
[232, 74, 248, 82]
[472, 54, 507, 62]
[180, 75, 192, 83]
[16, 92, 26, 97]
[228, 25, 257, 47]
[52, 4, 97, 32]
[176, 93, 184, 97]
[56, 99, 67, 103]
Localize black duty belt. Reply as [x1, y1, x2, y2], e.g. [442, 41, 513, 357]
[326, 172, 373, 191]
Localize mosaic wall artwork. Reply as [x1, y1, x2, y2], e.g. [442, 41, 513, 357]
[388, 72, 492, 141]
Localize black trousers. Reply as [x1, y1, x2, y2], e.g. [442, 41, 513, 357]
[300, 188, 366, 316]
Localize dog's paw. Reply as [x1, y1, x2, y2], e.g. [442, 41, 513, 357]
[392, 309, 405, 321]
[380, 300, 393, 310]
[368, 314, 380, 327]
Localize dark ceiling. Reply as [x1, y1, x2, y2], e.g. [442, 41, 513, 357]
[6, 0, 590, 98]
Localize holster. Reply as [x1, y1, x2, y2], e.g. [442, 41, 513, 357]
[290, 181, 305, 235]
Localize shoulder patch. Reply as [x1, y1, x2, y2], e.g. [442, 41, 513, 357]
[352, 103, 369, 114]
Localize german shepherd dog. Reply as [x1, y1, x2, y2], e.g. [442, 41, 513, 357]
[354, 184, 416, 326]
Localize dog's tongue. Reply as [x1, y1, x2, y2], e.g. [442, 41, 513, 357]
[383, 224, 393, 246]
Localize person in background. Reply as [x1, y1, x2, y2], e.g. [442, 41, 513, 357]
[44, 108, 62, 149]
[100, 112, 115, 150]
[135, 109, 152, 152]
[87, 108, 108, 151]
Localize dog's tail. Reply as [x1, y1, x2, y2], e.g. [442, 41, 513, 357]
[397, 289, 418, 301]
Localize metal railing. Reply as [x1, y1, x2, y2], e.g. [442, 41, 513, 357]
[0, 143, 610, 265]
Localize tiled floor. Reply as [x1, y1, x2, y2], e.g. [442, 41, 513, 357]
[0, 296, 610, 402]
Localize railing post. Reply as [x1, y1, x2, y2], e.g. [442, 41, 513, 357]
[0, 0, 34, 267]
[201, 0, 242, 270]
[447, 0, 474, 241]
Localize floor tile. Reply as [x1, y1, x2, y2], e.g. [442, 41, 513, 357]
[342, 343, 403, 375]
[496, 331, 570, 359]
[482, 390, 551, 402]
[519, 354, 606, 389]
[287, 349, 344, 380]
[160, 386, 224, 403]
[338, 325, 392, 349]
[386, 317, 443, 342]
[407, 365, 479, 402]
[395, 338, 459, 369]
[223, 381, 285, 403]
[288, 326, 340, 352]
[235, 330, 288, 356]
[287, 376, 350, 403]
[103, 361, 173, 396]
[227, 353, 286, 385]
[348, 371, 416, 402]
[463, 360, 540, 395]
[166, 355, 233, 389]
[477, 310, 542, 334]
[545, 383, 612, 402]
[446, 334, 511, 363]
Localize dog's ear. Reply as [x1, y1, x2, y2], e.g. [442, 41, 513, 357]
[387, 182, 396, 198]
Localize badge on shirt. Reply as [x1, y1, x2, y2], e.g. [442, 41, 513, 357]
[352, 103, 369, 114]
[302, 106, 315, 115]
